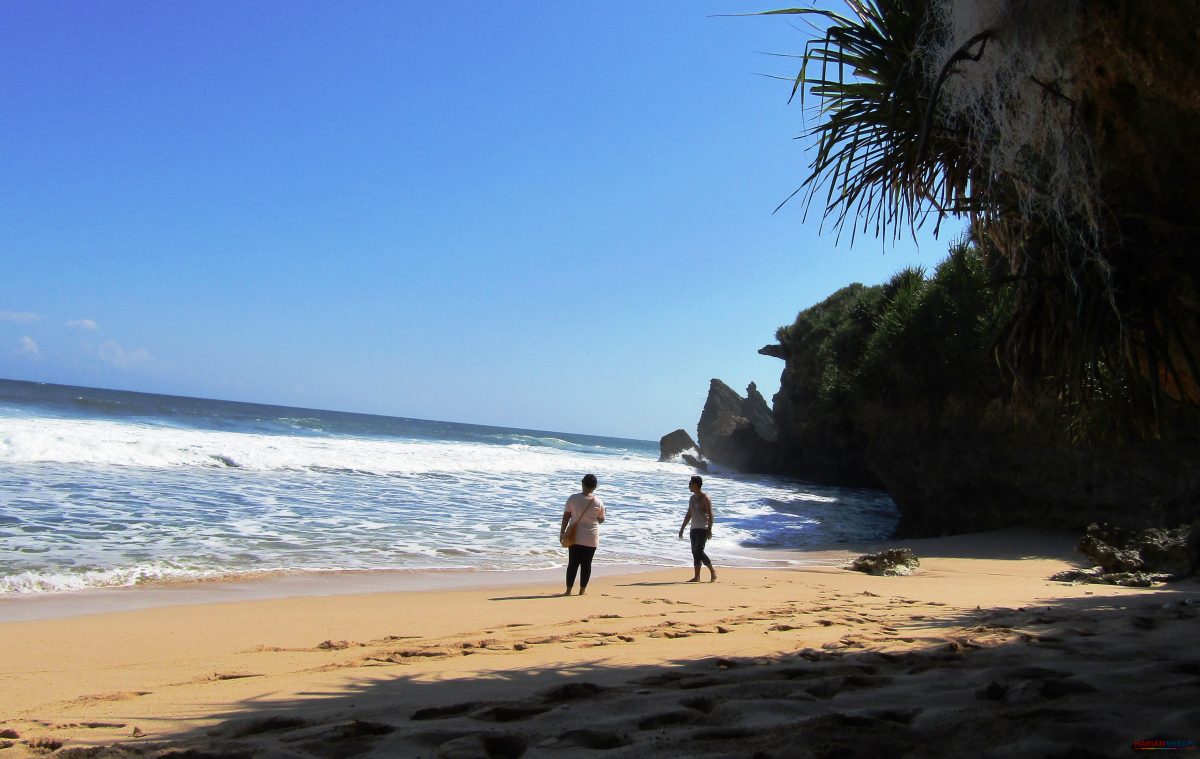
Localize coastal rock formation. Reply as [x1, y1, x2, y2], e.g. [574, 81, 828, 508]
[849, 548, 920, 576]
[732, 1, 1200, 538]
[658, 429, 697, 462]
[695, 379, 777, 472]
[758, 354, 877, 485]
[868, 429, 1200, 537]
[1047, 521, 1199, 585]
[1077, 523, 1199, 577]
[671, 0, 1200, 538]
[742, 382, 777, 442]
[684, 264, 1200, 537]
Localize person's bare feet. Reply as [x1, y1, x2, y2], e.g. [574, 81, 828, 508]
[709, 570, 718, 583]
[686, 576, 700, 583]
[578, 588, 587, 595]
[562, 589, 573, 596]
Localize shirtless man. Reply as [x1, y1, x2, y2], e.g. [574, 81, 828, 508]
[678, 475, 717, 583]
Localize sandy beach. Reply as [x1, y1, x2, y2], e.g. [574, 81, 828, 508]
[1, 528, 1197, 758]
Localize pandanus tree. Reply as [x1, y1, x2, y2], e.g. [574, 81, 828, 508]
[763, 0, 1200, 439]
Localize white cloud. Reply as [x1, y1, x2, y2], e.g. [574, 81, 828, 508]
[66, 318, 99, 330]
[17, 336, 40, 358]
[0, 311, 40, 323]
[98, 340, 151, 370]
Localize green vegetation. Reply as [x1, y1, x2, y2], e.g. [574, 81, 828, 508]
[733, 2, 1200, 534]
[766, 0, 1200, 440]
[767, 241, 1200, 534]
[774, 242, 1006, 455]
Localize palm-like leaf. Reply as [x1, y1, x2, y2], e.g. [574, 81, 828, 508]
[760, 1, 1200, 439]
[759, 1, 974, 242]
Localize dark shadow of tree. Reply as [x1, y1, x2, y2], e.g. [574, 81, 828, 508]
[78, 579, 1200, 759]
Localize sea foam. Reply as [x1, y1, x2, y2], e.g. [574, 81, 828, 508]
[0, 382, 899, 596]
[0, 417, 661, 476]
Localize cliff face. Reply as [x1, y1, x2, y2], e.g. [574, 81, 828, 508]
[688, 1, 1200, 537]
[865, 419, 1200, 537]
[696, 252, 1200, 537]
[761, 271, 1200, 536]
[757, 284, 881, 488]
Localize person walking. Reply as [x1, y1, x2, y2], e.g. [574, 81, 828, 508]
[560, 473, 605, 596]
[678, 475, 717, 582]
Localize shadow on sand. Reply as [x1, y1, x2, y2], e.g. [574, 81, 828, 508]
[487, 594, 568, 602]
[62, 577, 1200, 758]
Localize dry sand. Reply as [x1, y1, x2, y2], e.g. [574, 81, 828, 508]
[1, 528, 1197, 758]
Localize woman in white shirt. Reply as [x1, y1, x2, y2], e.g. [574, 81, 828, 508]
[559, 473, 606, 595]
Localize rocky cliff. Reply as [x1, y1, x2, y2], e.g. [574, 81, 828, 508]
[686, 250, 1200, 537]
[865, 420, 1200, 537]
[694, 379, 778, 472]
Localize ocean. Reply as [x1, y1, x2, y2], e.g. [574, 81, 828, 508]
[0, 378, 898, 596]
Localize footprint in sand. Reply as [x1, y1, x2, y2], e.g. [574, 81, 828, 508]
[438, 732, 528, 758]
[552, 729, 631, 750]
[539, 682, 605, 702]
[680, 695, 719, 713]
[637, 710, 701, 730]
[291, 720, 395, 756]
[226, 715, 310, 738]
[411, 702, 479, 721]
[521, 635, 565, 646]
[170, 672, 263, 685]
[65, 691, 152, 707]
[44, 722, 127, 730]
[692, 727, 759, 742]
[641, 598, 697, 607]
[366, 647, 454, 664]
[469, 703, 554, 722]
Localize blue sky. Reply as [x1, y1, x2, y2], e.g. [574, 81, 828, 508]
[1, 1, 956, 441]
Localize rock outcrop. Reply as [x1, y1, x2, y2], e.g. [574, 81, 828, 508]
[754, 271, 1200, 536]
[849, 548, 920, 576]
[865, 423, 1200, 536]
[658, 429, 697, 462]
[679, 250, 1200, 538]
[1077, 522, 1199, 577]
[678, 345, 1200, 536]
[742, 382, 777, 442]
[696, 379, 777, 472]
[1050, 522, 1199, 586]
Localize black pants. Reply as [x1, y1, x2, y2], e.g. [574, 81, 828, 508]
[566, 544, 597, 590]
[690, 528, 713, 570]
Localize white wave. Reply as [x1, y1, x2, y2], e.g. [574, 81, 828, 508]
[0, 561, 229, 594]
[0, 416, 899, 597]
[0, 417, 679, 477]
[507, 435, 583, 449]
